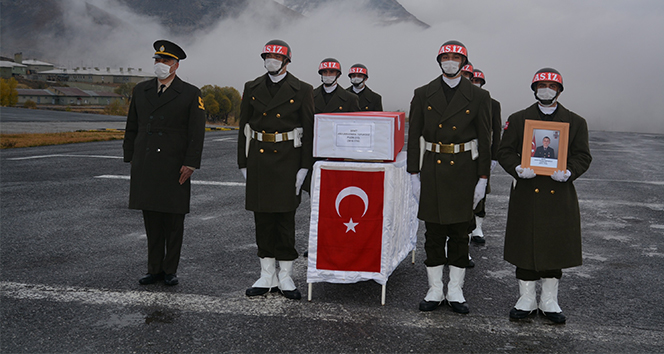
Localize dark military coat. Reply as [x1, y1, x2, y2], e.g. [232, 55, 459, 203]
[407, 76, 492, 224]
[346, 85, 383, 111]
[534, 145, 555, 158]
[313, 85, 360, 113]
[486, 97, 502, 194]
[497, 103, 592, 271]
[237, 72, 315, 213]
[123, 76, 206, 214]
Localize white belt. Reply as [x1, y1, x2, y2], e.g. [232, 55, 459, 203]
[244, 125, 303, 158]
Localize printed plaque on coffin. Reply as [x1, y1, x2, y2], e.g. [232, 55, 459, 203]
[316, 169, 385, 273]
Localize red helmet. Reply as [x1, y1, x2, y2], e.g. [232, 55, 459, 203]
[461, 61, 474, 77]
[436, 40, 468, 66]
[261, 39, 292, 63]
[531, 68, 564, 92]
[472, 69, 486, 85]
[348, 63, 368, 78]
[318, 58, 341, 75]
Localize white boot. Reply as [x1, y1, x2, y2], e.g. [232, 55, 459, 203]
[419, 265, 444, 311]
[278, 260, 301, 300]
[509, 280, 537, 319]
[539, 278, 566, 323]
[447, 266, 469, 313]
[246, 257, 278, 296]
[470, 216, 485, 244]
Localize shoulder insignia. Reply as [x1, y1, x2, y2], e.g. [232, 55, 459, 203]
[198, 96, 205, 110]
[504, 121, 510, 130]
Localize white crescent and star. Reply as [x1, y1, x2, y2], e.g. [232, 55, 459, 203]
[335, 186, 369, 233]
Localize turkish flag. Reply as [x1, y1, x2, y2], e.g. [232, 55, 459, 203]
[316, 169, 385, 272]
[531, 135, 536, 157]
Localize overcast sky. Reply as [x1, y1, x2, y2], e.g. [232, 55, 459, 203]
[54, 0, 664, 134]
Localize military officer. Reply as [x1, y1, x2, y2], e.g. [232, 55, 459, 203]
[238, 39, 315, 300]
[346, 63, 383, 111]
[533, 137, 556, 158]
[123, 40, 206, 286]
[497, 68, 592, 324]
[460, 61, 474, 81]
[313, 58, 360, 114]
[468, 68, 503, 245]
[407, 40, 492, 314]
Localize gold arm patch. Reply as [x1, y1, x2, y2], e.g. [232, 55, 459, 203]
[198, 96, 205, 110]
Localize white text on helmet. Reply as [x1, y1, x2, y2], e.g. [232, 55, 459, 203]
[439, 45, 467, 56]
[319, 62, 340, 70]
[533, 72, 562, 84]
[349, 67, 367, 75]
[264, 45, 286, 55]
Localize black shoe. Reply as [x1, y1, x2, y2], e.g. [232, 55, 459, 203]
[466, 259, 475, 268]
[509, 307, 536, 319]
[419, 299, 442, 311]
[471, 235, 486, 244]
[541, 310, 567, 324]
[164, 274, 179, 286]
[280, 288, 302, 300]
[303, 251, 308, 257]
[448, 301, 470, 314]
[246, 287, 271, 296]
[139, 273, 164, 285]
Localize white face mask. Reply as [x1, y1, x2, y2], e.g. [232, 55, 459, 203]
[537, 87, 557, 101]
[350, 77, 364, 86]
[264, 58, 283, 74]
[440, 60, 460, 76]
[473, 83, 482, 88]
[321, 75, 337, 85]
[153, 62, 173, 80]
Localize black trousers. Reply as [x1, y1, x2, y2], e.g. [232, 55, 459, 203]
[142, 210, 185, 275]
[254, 211, 298, 261]
[424, 221, 471, 268]
[516, 267, 562, 281]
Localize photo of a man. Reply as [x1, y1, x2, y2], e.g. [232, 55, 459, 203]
[534, 136, 556, 158]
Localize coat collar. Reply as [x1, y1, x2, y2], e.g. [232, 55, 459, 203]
[525, 102, 572, 123]
[314, 85, 350, 113]
[145, 76, 184, 112]
[249, 72, 302, 109]
[424, 75, 474, 122]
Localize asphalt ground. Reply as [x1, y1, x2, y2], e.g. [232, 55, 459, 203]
[1, 110, 663, 353]
[0, 107, 127, 133]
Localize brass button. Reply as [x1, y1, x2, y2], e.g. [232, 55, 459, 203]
[438, 124, 443, 128]
[365, 106, 369, 110]
[450, 161, 455, 166]
[262, 112, 267, 116]
[551, 190, 555, 194]
[465, 110, 470, 114]
[273, 149, 278, 153]
[252, 97, 255, 100]
[276, 114, 281, 118]
[290, 99, 294, 103]
[437, 160, 441, 164]
[259, 149, 264, 153]
[427, 106, 432, 111]
[339, 106, 343, 110]
[535, 188, 539, 193]
[452, 126, 457, 130]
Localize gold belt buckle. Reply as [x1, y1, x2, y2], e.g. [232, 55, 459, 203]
[262, 133, 275, 142]
[439, 143, 455, 154]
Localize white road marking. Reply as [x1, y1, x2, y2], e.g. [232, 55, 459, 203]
[8, 154, 123, 161]
[94, 175, 245, 186]
[212, 138, 236, 142]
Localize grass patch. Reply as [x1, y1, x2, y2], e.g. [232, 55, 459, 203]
[0, 130, 125, 149]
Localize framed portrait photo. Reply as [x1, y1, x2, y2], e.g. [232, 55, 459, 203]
[521, 120, 569, 176]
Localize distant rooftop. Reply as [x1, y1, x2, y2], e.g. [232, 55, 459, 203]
[0, 61, 27, 68]
[21, 59, 54, 66]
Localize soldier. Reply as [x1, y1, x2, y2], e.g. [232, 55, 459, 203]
[123, 40, 206, 286]
[497, 68, 592, 324]
[468, 68, 502, 245]
[460, 61, 474, 81]
[407, 40, 492, 314]
[346, 63, 383, 111]
[533, 137, 555, 158]
[238, 39, 315, 300]
[313, 58, 360, 114]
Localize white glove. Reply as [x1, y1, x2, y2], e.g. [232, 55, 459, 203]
[490, 160, 498, 173]
[551, 169, 571, 182]
[515, 165, 536, 179]
[473, 178, 487, 209]
[240, 168, 247, 180]
[295, 168, 308, 195]
[410, 173, 421, 202]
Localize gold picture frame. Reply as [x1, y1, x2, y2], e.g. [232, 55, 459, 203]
[521, 120, 569, 176]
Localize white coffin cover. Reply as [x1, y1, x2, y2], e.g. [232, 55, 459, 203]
[313, 113, 402, 161]
[307, 152, 419, 285]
